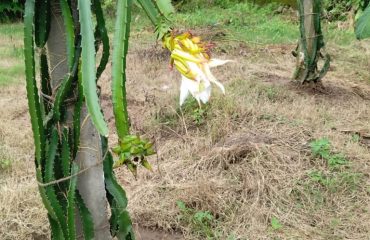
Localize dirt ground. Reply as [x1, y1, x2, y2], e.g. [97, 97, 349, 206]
[1, 30, 370, 239]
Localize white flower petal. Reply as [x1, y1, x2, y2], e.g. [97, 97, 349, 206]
[183, 75, 201, 93]
[198, 86, 211, 104]
[204, 64, 225, 94]
[208, 59, 233, 68]
[178, 58, 229, 106]
[179, 77, 190, 106]
[213, 79, 225, 94]
[180, 76, 206, 105]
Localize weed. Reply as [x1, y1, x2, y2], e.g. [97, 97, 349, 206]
[0, 1, 23, 23]
[330, 218, 340, 227]
[0, 158, 11, 170]
[0, 147, 11, 171]
[176, 200, 219, 239]
[292, 137, 363, 210]
[257, 85, 280, 102]
[327, 153, 348, 168]
[0, 23, 24, 86]
[191, 108, 206, 125]
[265, 86, 279, 101]
[310, 138, 331, 158]
[181, 98, 208, 126]
[351, 133, 361, 143]
[271, 216, 283, 231]
[308, 170, 362, 192]
[310, 138, 348, 169]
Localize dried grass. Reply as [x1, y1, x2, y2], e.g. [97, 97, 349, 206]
[1, 35, 370, 239]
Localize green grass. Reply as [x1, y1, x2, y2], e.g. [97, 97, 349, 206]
[0, 3, 360, 86]
[176, 200, 222, 239]
[0, 64, 24, 86]
[291, 138, 364, 209]
[0, 23, 24, 86]
[174, 3, 299, 45]
[124, 1, 357, 47]
[178, 2, 356, 45]
[0, 23, 23, 37]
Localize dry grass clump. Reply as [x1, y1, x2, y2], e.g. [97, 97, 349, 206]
[117, 40, 370, 239]
[0, 85, 49, 239]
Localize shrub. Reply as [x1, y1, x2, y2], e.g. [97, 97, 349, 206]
[173, 0, 245, 11]
[0, 0, 24, 23]
[322, 0, 370, 21]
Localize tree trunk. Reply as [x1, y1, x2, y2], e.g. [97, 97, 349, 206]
[48, 2, 111, 239]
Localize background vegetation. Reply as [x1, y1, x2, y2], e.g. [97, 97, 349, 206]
[2, 0, 367, 22]
[1, 0, 370, 239]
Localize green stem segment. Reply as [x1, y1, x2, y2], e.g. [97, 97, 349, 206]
[78, 0, 109, 137]
[112, 0, 132, 139]
[102, 137, 134, 238]
[60, 0, 75, 69]
[24, 0, 45, 167]
[93, 0, 110, 80]
[35, 0, 50, 48]
[136, 0, 159, 25]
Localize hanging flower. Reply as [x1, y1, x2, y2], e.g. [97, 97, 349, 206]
[163, 32, 232, 106]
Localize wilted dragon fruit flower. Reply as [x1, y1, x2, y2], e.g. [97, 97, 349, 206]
[163, 32, 232, 106]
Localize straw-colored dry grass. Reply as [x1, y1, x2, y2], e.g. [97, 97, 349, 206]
[1, 24, 370, 239]
[115, 38, 370, 239]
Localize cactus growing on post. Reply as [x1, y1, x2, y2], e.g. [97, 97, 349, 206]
[24, 0, 158, 239]
[25, 0, 227, 237]
[293, 0, 330, 84]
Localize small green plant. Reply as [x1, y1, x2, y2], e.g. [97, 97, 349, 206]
[176, 200, 218, 239]
[292, 138, 363, 207]
[351, 133, 361, 143]
[174, 0, 244, 11]
[271, 216, 283, 231]
[0, 158, 11, 170]
[310, 138, 330, 158]
[310, 138, 348, 169]
[309, 170, 336, 188]
[256, 85, 281, 102]
[191, 108, 206, 125]
[308, 170, 362, 192]
[0, 147, 12, 170]
[181, 98, 208, 125]
[266, 86, 279, 101]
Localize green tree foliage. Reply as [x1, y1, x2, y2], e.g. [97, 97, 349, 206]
[356, 5, 370, 39]
[0, 0, 24, 22]
[322, 0, 367, 20]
